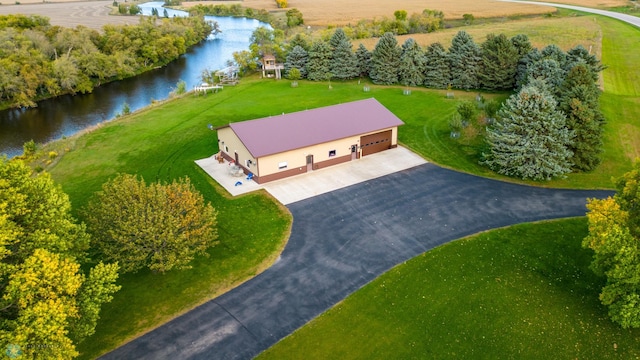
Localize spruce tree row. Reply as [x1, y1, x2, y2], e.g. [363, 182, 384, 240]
[275, 28, 605, 178]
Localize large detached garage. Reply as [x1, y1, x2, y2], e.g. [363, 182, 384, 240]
[216, 98, 404, 184]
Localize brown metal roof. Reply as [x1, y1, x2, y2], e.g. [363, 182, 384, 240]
[227, 98, 404, 158]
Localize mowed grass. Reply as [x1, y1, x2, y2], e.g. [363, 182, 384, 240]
[44, 13, 638, 358]
[48, 87, 297, 359]
[258, 218, 640, 360]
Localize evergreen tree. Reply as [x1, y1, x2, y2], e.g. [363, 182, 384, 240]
[483, 80, 574, 180]
[524, 58, 565, 94]
[478, 33, 518, 90]
[306, 40, 332, 81]
[515, 48, 540, 89]
[565, 44, 605, 81]
[284, 45, 309, 78]
[399, 38, 426, 86]
[511, 34, 533, 58]
[448, 31, 481, 90]
[355, 43, 371, 78]
[369, 32, 401, 85]
[558, 63, 605, 171]
[287, 33, 310, 51]
[329, 28, 359, 80]
[423, 42, 450, 89]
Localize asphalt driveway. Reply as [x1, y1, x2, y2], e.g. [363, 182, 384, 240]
[101, 164, 612, 359]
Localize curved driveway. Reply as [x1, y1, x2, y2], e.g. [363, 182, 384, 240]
[499, 0, 640, 28]
[101, 163, 612, 359]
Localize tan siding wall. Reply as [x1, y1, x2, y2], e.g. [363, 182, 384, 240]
[258, 135, 361, 178]
[217, 127, 259, 175]
[218, 125, 398, 183]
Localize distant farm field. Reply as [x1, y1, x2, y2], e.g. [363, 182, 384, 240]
[184, 0, 556, 25]
[356, 14, 603, 54]
[0, 1, 140, 30]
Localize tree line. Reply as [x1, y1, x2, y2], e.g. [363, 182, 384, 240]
[0, 157, 218, 358]
[0, 14, 214, 109]
[238, 27, 605, 179]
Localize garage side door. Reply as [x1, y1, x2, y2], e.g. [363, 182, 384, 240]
[360, 130, 392, 156]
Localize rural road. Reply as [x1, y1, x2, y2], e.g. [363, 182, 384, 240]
[500, 1, 640, 28]
[100, 163, 613, 360]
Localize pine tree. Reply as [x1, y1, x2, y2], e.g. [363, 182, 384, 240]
[398, 38, 426, 86]
[478, 33, 519, 90]
[287, 33, 310, 51]
[369, 32, 401, 85]
[355, 43, 371, 78]
[448, 31, 481, 90]
[558, 63, 605, 171]
[565, 45, 605, 81]
[306, 40, 332, 81]
[329, 28, 358, 80]
[483, 81, 574, 180]
[284, 45, 309, 78]
[423, 42, 450, 89]
[524, 58, 565, 94]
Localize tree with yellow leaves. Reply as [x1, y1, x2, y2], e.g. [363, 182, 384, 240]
[0, 158, 120, 359]
[584, 162, 640, 328]
[84, 174, 218, 274]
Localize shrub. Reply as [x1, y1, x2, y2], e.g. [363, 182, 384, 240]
[23, 140, 36, 157]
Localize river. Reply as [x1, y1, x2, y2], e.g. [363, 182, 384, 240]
[0, 2, 268, 158]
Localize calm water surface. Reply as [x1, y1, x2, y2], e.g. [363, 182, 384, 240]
[0, 3, 267, 157]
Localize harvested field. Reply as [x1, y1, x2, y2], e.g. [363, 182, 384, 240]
[0, 1, 141, 30]
[183, 0, 557, 26]
[356, 15, 602, 55]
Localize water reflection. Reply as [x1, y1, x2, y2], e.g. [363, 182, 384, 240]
[0, 4, 267, 157]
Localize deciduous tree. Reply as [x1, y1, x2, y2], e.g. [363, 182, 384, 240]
[584, 164, 640, 328]
[0, 159, 120, 357]
[84, 174, 218, 273]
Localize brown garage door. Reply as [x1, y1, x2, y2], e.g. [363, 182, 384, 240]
[360, 130, 392, 156]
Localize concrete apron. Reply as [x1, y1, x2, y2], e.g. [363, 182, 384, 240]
[195, 146, 428, 205]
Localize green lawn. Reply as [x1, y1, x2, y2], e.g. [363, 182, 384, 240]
[258, 218, 640, 359]
[40, 13, 640, 359]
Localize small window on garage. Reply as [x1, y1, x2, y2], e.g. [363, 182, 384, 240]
[328, 150, 336, 157]
[278, 161, 288, 170]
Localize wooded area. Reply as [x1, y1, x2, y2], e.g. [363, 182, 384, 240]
[0, 14, 213, 109]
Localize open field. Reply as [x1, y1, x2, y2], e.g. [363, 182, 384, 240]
[356, 13, 602, 53]
[184, 0, 556, 25]
[0, 0, 140, 29]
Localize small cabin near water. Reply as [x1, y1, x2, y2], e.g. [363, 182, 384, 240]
[216, 98, 404, 184]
